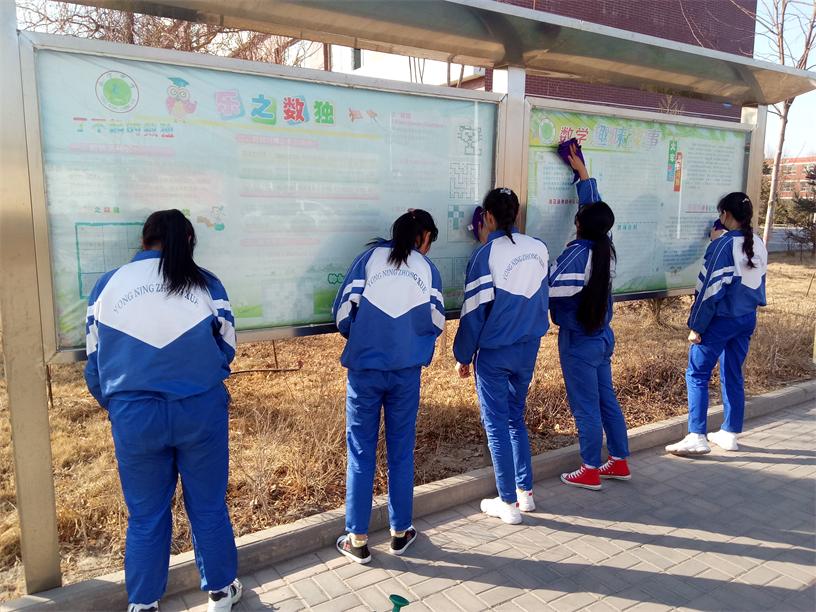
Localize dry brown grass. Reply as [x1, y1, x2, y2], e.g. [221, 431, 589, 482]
[1, 253, 814, 600]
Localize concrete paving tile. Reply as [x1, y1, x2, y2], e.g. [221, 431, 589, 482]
[443, 583, 491, 612]
[310, 592, 363, 612]
[478, 584, 526, 608]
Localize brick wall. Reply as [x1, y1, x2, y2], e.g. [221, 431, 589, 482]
[774, 155, 816, 199]
[486, 0, 757, 121]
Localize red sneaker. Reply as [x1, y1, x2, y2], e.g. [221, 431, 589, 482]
[560, 465, 602, 490]
[598, 457, 631, 481]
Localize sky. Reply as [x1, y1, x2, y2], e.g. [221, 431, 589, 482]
[765, 91, 816, 158]
[754, 6, 816, 159]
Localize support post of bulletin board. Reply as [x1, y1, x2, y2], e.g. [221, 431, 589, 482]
[0, 2, 62, 594]
[741, 105, 768, 228]
[493, 66, 527, 226]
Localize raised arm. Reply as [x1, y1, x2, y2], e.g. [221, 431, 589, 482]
[565, 142, 602, 206]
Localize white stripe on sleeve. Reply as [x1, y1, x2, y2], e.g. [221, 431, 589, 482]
[341, 279, 366, 298]
[460, 287, 495, 317]
[549, 284, 583, 298]
[86, 322, 98, 355]
[464, 274, 492, 293]
[431, 305, 446, 331]
[335, 292, 362, 326]
[553, 272, 585, 282]
[709, 266, 735, 281]
[218, 317, 237, 349]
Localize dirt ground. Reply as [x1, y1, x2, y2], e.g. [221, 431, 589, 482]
[1, 252, 814, 600]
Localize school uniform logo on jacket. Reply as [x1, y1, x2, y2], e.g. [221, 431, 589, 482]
[84, 249, 235, 406]
[333, 244, 445, 371]
[490, 235, 549, 296]
[454, 231, 550, 364]
[363, 249, 431, 319]
[95, 259, 215, 349]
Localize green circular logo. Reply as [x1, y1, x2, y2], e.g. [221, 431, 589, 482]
[536, 116, 556, 145]
[103, 78, 131, 106]
[96, 71, 139, 112]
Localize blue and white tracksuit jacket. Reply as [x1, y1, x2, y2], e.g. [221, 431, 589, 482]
[453, 228, 549, 504]
[549, 178, 629, 468]
[84, 249, 237, 605]
[685, 230, 768, 434]
[332, 241, 444, 534]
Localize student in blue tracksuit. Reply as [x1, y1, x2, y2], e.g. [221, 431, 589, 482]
[666, 193, 768, 456]
[453, 188, 550, 525]
[549, 145, 630, 491]
[333, 209, 444, 564]
[84, 210, 242, 612]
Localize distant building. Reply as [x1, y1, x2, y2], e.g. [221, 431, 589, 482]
[771, 156, 816, 200]
[490, 0, 756, 121]
[293, 0, 757, 122]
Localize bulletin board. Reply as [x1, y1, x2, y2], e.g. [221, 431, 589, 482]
[28, 46, 497, 351]
[526, 100, 750, 296]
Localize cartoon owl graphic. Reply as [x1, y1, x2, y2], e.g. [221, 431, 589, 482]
[165, 77, 197, 121]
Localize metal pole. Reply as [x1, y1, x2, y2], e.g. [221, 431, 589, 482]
[493, 66, 527, 228]
[0, 2, 62, 593]
[741, 105, 768, 229]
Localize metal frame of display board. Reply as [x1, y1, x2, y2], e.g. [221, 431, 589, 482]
[18, 31, 505, 363]
[522, 96, 766, 303]
[0, 6, 775, 593]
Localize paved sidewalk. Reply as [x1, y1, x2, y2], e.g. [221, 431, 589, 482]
[168, 403, 816, 612]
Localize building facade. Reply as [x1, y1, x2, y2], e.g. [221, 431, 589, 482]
[302, 0, 757, 122]
[774, 156, 816, 200]
[487, 0, 757, 121]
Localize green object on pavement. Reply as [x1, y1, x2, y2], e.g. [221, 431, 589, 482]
[389, 593, 410, 611]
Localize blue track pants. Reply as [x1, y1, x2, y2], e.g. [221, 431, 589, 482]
[687, 312, 756, 434]
[474, 338, 540, 504]
[108, 384, 237, 605]
[558, 326, 629, 468]
[345, 367, 421, 534]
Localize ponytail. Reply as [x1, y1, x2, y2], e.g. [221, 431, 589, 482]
[575, 202, 616, 333]
[380, 209, 438, 267]
[717, 192, 755, 268]
[482, 187, 520, 243]
[141, 209, 206, 295]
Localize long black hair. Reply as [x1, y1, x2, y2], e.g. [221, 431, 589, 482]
[141, 209, 207, 295]
[717, 192, 756, 268]
[380, 209, 438, 267]
[575, 202, 616, 334]
[482, 187, 519, 243]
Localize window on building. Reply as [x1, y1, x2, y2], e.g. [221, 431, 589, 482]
[352, 48, 362, 70]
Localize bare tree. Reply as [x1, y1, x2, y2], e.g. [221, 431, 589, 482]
[728, 0, 816, 243]
[15, 0, 323, 66]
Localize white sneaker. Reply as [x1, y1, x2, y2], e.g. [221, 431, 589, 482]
[516, 489, 535, 512]
[127, 604, 158, 612]
[207, 579, 243, 612]
[665, 433, 710, 456]
[708, 429, 739, 451]
[480, 497, 522, 524]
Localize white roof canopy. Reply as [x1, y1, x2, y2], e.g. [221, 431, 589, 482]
[65, 0, 816, 105]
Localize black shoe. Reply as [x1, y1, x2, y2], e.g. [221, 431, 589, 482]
[389, 527, 418, 556]
[336, 534, 371, 564]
